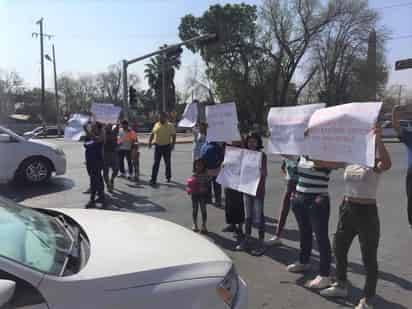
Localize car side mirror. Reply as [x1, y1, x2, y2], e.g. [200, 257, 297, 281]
[0, 280, 15, 307]
[0, 134, 11, 143]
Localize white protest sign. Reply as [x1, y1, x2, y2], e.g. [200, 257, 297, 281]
[206, 102, 241, 142]
[91, 103, 122, 124]
[267, 103, 325, 155]
[64, 114, 90, 141]
[217, 146, 262, 196]
[178, 101, 198, 128]
[306, 102, 383, 167]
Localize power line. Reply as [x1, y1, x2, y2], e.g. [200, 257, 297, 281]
[389, 34, 412, 40]
[375, 2, 412, 10]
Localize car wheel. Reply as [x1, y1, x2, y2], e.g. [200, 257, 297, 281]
[17, 157, 52, 184]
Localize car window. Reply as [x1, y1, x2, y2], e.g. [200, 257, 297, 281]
[0, 197, 72, 275]
[47, 128, 57, 135]
[0, 269, 46, 308]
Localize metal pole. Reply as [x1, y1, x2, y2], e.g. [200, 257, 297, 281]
[122, 60, 128, 119]
[162, 56, 166, 113]
[398, 85, 403, 106]
[52, 45, 60, 134]
[38, 18, 46, 126]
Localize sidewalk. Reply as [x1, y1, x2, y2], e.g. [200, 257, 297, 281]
[138, 133, 193, 146]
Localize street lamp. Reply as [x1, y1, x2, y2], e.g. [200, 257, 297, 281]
[45, 44, 61, 134]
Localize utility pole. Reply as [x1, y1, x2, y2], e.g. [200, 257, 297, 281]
[33, 18, 53, 126]
[161, 54, 166, 113]
[398, 85, 403, 106]
[46, 45, 60, 133]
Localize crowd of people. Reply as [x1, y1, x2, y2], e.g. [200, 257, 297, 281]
[79, 104, 412, 309]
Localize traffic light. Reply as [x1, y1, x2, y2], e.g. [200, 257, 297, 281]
[129, 86, 137, 109]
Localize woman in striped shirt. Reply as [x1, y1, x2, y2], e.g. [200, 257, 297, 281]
[287, 156, 340, 290]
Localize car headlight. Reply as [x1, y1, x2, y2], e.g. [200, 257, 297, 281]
[217, 265, 239, 308]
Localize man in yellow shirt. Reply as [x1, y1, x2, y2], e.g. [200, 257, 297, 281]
[149, 112, 176, 186]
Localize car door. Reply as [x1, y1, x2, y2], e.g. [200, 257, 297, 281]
[0, 270, 48, 309]
[0, 130, 18, 183]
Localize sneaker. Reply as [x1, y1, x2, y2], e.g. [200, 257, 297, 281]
[166, 178, 171, 183]
[355, 298, 374, 309]
[85, 201, 95, 209]
[192, 225, 199, 232]
[266, 236, 282, 246]
[222, 225, 236, 233]
[149, 180, 157, 187]
[320, 282, 348, 298]
[287, 262, 311, 273]
[251, 243, 267, 256]
[200, 225, 208, 234]
[235, 239, 249, 251]
[305, 275, 331, 290]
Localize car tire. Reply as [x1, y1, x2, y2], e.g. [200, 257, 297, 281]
[16, 157, 53, 184]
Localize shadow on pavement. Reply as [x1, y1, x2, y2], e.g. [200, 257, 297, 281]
[205, 232, 239, 252]
[106, 189, 166, 213]
[0, 177, 75, 203]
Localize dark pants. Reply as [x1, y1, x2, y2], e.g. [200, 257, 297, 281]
[292, 193, 332, 277]
[151, 144, 171, 182]
[334, 200, 380, 298]
[406, 169, 412, 226]
[208, 176, 222, 205]
[118, 149, 132, 175]
[244, 195, 265, 240]
[276, 181, 296, 237]
[103, 152, 118, 185]
[192, 195, 207, 224]
[86, 161, 104, 201]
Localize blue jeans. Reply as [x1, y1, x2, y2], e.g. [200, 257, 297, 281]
[244, 195, 265, 240]
[291, 192, 332, 277]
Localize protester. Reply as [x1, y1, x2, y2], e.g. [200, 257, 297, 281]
[200, 141, 224, 207]
[118, 120, 137, 179]
[236, 132, 267, 256]
[320, 124, 391, 309]
[267, 157, 299, 246]
[286, 155, 338, 289]
[131, 141, 140, 182]
[84, 122, 105, 208]
[192, 122, 207, 166]
[149, 112, 177, 186]
[392, 105, 412, 228]
[187, 158, 210, 233]
[222, 140, 245, 239]
[103, 124, 119, 193]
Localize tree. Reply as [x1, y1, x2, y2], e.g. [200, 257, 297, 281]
[144, 49, 181, 112]
[0, 70, 24, 118]
[179, 3, 272, 124]
[260, 0, 345, 107]
[310, 0, 388, 105]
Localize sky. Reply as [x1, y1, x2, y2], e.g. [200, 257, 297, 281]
[1, 0, 412, 96]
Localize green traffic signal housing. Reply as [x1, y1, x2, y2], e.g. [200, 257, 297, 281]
[129, 86, 138, 109]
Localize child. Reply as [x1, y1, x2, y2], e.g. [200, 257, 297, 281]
[131, 142, 140, 182]
[187, 159, 210, 233]
[236, 132, 267, 256]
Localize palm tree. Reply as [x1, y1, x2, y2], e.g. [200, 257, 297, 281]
[144, 52, 181, 112]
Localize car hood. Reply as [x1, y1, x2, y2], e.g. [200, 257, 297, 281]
[28, 139, 62, 151]
[53, 209, 231, 285]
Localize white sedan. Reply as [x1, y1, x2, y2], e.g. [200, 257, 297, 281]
[0, 197, 248, 309]
[0, 126, 66, 184]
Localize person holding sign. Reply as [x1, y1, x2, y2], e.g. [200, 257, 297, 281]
[286, 155, 338, 289]
[392, 105, 412, 228]
[320, 124, 392, 309]
[118, 120, 137, 179]
[235, 132, 267, 256]
[149, 112, 177, 186]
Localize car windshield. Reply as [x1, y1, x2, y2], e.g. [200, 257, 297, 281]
[0, 197, 72, 275]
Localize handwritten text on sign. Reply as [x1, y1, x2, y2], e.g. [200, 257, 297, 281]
[267, 103, 325, 155]
[307, 102, 383, 167]
[206, 102, 241, 142]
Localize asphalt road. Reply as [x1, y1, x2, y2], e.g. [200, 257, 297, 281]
[1, 140, 411, 309]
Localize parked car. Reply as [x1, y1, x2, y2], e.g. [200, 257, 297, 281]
[381, 120, 412, 139]
[0, 126, 66, 184]
[0, 197, 248, 309]
[23, 126, 64, 139]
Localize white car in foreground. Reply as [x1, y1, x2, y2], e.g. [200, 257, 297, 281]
[0, 126, 66, 184]
[0, 197, 248, 309]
